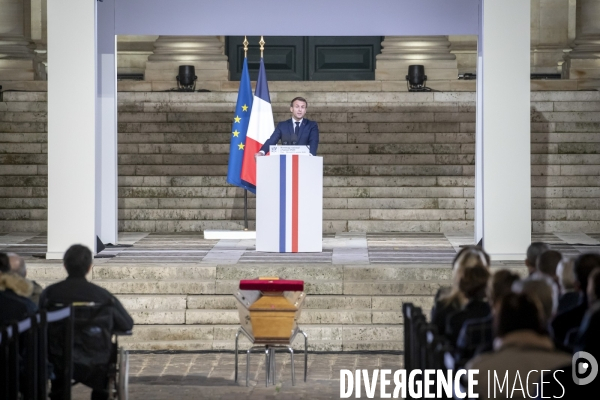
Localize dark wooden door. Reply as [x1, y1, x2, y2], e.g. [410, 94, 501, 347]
[226, 36, 381, 81]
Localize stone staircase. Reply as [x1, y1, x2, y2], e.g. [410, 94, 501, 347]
[26, 259, 448, 351]
[3, 88, 600, 233]
[26, 256, 528, 351]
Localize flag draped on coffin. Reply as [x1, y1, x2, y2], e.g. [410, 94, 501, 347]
[240, 58, 274, 189]
[226, 58, 255, 192]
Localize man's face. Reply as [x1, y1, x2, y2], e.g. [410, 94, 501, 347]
[290, 100, 307, 120]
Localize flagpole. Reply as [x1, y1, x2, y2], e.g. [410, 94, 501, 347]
[243, 36, 250, 231]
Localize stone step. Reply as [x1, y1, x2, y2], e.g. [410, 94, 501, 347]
[34, 278, 449, 297]
[185, 295, 435, 311]
[119, 324, 403, 351]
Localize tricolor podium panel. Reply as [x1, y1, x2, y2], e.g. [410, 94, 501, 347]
[256, 155, 323, 252]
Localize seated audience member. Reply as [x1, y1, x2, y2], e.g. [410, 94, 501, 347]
[0, 252, 37, 325]
[551, 252, 600, 349]
[525, 242, 550, 276]
[431, 246, 490, 336]
[455, 269, 520, 365]
[433, 245, 491, 302]
[513, 276, 557, 327]
[445, 264, 491, 345]
[467, 293, 572, 400]
[574, 268, 600, 353]
[8, 252, 43, 305]
[40, 244, 133, 400]
[535, 250, 562, 282]
[556, 257, 579, 314]
[537, 270, 600, 397]
[534, 249, 562, 298]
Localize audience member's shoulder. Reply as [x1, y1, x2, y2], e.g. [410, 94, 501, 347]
[0, 271, 33, 298]
[465, 350, 496, 370]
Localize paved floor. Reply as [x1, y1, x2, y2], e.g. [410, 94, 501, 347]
[1, 231, 598, 265]
[71, 352, 403, 400]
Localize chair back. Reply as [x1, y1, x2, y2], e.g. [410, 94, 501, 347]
[47, 302, 114, 390]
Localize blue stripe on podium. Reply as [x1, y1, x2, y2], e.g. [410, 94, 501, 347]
[279, 157, 286, 252]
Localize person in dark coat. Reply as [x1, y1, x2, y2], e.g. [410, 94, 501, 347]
[446, 264, 491, 345]
[0, 252, 37, 325]
[431, 246, 490, 336]
[550, 252, 600, 350]
[40, 244, 133, 400]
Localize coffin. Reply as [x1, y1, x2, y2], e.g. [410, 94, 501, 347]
[234, 278, 306, 344]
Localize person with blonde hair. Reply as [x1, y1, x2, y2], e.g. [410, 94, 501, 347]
[431, 246, 490, 336]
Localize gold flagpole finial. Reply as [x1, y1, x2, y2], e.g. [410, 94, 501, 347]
[243, 36, 249, 58]
[259, 36, 265, 58]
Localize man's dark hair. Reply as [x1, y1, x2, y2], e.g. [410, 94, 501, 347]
[488, 269, 520, 305]
[0, 252, 9, 273]
[574, 253, 600, 296]
[459, 264, 491, 299]
[290, 97, 308, 107]
[526, 242, 550, 266]
[63, 244, 92, 277]
[536, 250, 562, 276]
[495, 292, 545, 337]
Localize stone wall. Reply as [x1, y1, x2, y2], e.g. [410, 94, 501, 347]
[1, 89, 600, 233]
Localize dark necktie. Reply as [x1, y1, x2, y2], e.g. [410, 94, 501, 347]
[293, 121, 300, 144]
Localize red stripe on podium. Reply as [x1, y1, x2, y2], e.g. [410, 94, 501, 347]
[292, 155, 299, 253]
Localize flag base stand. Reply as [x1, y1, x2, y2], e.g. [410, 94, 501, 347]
[203, 230, 256, 240]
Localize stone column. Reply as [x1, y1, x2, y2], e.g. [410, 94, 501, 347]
[117, 35, 158, 76]
[0, 0, 35, 81]
[144, 36, 229, 83]
[449, 35, 477, 75]
[531, 0, 570, 75]
[30, 0, 47, 80]
[564, 0, 600, 83]
[375, 36, 458, 81]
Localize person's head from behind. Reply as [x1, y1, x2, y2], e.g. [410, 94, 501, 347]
[443, 247, 490, 306]
[63, 244, 92, 278]
[536, 250, 562, 280]
[0, 252, 9, 273]
[512, 277, 556, 324]
[573, 253, 600, 299]
[7, 253, 26, 278]
[290, 97, 308, 121]
[459, 264, 491, 301]
[556, 257, 575, 294]
[487, 269, 520, 308]
[452, 245, 490, 272]
[494, 292, 545, 338]
[526, 242, 549, 275]
[587, 268, 600, 307]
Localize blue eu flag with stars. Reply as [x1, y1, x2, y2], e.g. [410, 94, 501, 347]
[226, 58, 254, 192]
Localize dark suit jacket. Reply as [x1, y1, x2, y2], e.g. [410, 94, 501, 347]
[40, 276, 133, 332]
[446, 300, 491, 345]
[551, 299, 587, 350]
[0, 289, 37, 326]
[259, 118, 319, 156]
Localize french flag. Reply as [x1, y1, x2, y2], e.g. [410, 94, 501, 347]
[240, 59, 274, 188]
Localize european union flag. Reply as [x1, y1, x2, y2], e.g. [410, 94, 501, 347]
[226, 58, 255, 192]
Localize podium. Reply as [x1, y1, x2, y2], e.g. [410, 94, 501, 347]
[256, 154, 323, 252]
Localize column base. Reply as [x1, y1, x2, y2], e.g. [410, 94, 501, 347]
[0, 59, 35, 81]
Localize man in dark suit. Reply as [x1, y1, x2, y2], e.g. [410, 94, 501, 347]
[256, 96, 319, 156]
